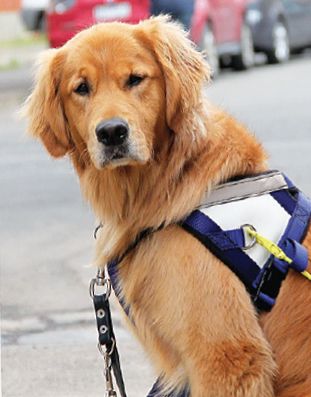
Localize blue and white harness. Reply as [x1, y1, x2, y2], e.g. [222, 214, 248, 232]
[182, 170, 311, 311]
[104, 170, 311, 397]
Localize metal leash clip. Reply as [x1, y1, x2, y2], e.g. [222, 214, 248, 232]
[98, 342, 117, 396]
[89, 267, 112, 301]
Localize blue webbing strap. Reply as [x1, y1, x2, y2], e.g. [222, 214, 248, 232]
[182, 210, 260, 296]
[278, 191, 311, 247]
[251, 190, 311, 308]
[147, 378, 190, 397]
[108, 259, 132, 319]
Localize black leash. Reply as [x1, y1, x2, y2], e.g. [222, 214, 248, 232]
[90, 268, 127, 397]
[90, 222, 166, 396]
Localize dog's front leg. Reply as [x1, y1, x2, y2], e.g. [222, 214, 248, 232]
[185, 336, 276, 397]
[175, 259, 277, 396]
[124, 227, 277, 396]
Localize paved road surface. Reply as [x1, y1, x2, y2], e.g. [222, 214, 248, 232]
[1, 54, 311, 396]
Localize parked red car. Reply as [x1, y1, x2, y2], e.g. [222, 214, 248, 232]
[47, 0, 150, 48]
[47, 0, 254, 75]
[191, 0, 254, 74]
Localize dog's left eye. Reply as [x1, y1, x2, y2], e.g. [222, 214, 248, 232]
[74, 82, 89, 96]
[127, 74, 145, 87]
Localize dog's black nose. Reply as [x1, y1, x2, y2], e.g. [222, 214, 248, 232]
[95, 118, 129, 146]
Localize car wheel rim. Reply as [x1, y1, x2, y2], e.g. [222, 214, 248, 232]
[202, 27, 219, 76]
[273, 23, 289, 62]
[241, 24, 254, 68]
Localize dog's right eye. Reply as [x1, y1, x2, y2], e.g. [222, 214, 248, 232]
[74, 82, 89, 96]
[127, 74, 145, 88]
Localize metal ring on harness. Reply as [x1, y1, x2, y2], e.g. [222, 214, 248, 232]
[240, 224, 257, 250]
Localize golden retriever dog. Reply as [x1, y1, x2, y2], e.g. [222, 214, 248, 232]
[25, 16, 311, 397]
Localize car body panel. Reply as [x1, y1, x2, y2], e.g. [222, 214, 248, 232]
[47, 0, 150, 48]
[191, 0, 250, 56]
[247, 0, 311, 52]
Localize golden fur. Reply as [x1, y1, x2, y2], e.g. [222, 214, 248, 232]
[25, 16, 311, 397]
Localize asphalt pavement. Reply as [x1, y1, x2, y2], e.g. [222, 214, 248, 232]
[0, 41, 48, 70]
[1, 45, 311, 397]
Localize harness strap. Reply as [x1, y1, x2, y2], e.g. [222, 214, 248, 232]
[198, 170, 288, 208]
[108, 259, 132, 320]
[147, 378, 189, 397]
[182, 210, 260, 294]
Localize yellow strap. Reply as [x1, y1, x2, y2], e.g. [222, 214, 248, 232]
[301, 270, 311, 281]
[246, 227, 311, 281]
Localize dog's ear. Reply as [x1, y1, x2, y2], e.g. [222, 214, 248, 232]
[137, 16, 211, 130]
[25, 49, 71, 158]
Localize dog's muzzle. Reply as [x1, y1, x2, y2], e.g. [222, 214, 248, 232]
[94, 117, 133, 167]
[95, 118, 129, 147]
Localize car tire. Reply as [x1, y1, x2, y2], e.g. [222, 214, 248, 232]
[199, 23, 219, 78]
[266, 21, 290, 64]
[38, 13, 46, 32]
[231, 22, 255, 71]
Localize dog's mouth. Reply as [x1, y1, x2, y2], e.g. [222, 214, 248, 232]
[105, 147, 130, 165]
[106, 157, 133, 168]
[109, 149, 127, 161]
[95, 144, 140, 169]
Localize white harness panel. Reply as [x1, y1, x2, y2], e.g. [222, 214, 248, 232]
[201, 195, 290, 268]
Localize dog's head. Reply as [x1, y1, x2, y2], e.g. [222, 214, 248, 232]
[25, 16, 210, 171]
